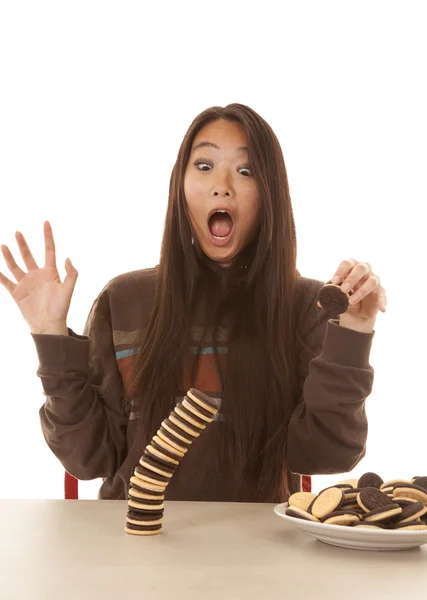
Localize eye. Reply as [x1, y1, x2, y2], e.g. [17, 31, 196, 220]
[194, 162, 252, 177]
[194, 162, 211, 172]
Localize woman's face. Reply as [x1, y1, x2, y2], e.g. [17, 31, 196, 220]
[184, 119, 261, 267]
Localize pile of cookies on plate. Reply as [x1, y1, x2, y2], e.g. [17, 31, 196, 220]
[286, 472, 427, 530]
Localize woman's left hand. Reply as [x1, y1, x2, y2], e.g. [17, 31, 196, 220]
[319, 259, 387, 332]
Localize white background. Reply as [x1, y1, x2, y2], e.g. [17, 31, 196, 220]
[0, 1, 425, 500]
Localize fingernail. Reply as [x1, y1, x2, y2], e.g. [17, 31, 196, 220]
[332, 276, 340, 284]
[341, 282, 351, 293]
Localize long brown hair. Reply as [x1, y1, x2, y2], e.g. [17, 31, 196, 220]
[129, 103, 309, 502]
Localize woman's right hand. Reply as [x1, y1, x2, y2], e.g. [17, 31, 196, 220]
[0, 221, 78, 335]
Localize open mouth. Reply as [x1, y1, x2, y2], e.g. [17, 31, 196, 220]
[207, 209, 234, 241]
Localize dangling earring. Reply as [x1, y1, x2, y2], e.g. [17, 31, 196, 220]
[191, 236, 195, 246]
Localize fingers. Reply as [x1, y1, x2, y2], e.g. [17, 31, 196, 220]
[0, 270, 17, 295]
[0, 244, 26, 282]
[377, 285, 388, 312]
[44, 221, 57, 268]
[331, 258, 358, 284]
[348, 274, 380, 306]
[331, 258, 386, 314]
[332, 261, 371, 293]
[15, 231, 39, 271]
[63, 257, 78, 296]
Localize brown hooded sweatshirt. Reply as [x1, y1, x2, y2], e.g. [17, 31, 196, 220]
[32, 267, 375, 501]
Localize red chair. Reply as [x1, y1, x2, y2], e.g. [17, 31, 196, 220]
[65, 471, 312, 499]
[64, 471, 79, 499]
[302, 475, 312, 493]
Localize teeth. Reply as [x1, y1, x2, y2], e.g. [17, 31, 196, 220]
[213, 234, 228, 240]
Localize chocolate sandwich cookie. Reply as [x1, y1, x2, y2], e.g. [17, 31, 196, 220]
[127, 513, 163, 528]
[141, 453, 177, 474]
[320, 510, 361, 526]
[341, 501, 365, 515]
[357, 488, 392, 512]
[126, 510, 163, 524]
[129, 477, 165, 496]
[176, 402, 208, 429]
[317, 281, 353, 314]
[128, 488, 165, 504]
[186, 388, 221, 415]
[132, 471, 166, 491]
[182, 395, 215, 422]
[339, 495, 359, 503]
[166, 414, 199, 440]
[169, 412, 201, 438]
[392, 497, 419, 508]
[391, 482, 427, 493]
[320, 484, 354, 492]
[310, 487, 345, 519]
[139, 457, 174, 479]
[134, 465, 169, 487]
[125, 522, 162, 536]
[127, 499, 164, 513]
[393, 485, 427, 505]
[352, 523, 387, 529]
[380, 479, 412, 490]
[388, 520, 427, 530]
[161, 420, 193, 446]
[174, 404, 207, 431]
[412, 476, 427, 491]
[362, 504, 402, 523]
[358, 472, 384, 489]
[342, 488, 362, 501]
[285, 506, 320, 522]
[288, 492, 317, 513]
[152, 435, 186, 459]
[341, 503, 362, 513]
[144, 445, 179, 469]
[337, 479, 359, 488]
[393, 501, 427, 523]
[149, 441, 181, 463]
[156, 429, 189, 454]
[307, 496, 317, 514]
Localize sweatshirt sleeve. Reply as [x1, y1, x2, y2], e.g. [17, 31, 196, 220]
[286, 282, 375, 476]
[33, 285, 129, 480]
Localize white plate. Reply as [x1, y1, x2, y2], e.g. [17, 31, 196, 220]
[274, 502, 427, 551]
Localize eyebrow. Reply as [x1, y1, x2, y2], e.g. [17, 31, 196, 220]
[191, 141, 248, 154]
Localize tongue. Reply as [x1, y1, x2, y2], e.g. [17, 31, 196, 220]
[209, 213, 233, 237]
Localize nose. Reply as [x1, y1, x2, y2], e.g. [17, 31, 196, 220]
[211, 165, 234, 198]
[212, 172, 232, 197]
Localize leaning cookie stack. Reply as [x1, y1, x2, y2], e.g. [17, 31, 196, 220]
[286, 473, 427, 530]
[125, 388, 221, 536]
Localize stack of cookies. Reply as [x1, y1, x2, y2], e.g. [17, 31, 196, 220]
[125, 388, 221, 536]
[286, 472, 427, 530]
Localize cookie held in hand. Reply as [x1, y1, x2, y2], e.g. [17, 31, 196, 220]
[317, 281, 353, 314]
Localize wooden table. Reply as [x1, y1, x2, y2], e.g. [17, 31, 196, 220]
[0, 500, 426, 599]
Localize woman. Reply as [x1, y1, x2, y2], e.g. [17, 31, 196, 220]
[0, 103, 386, 503]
